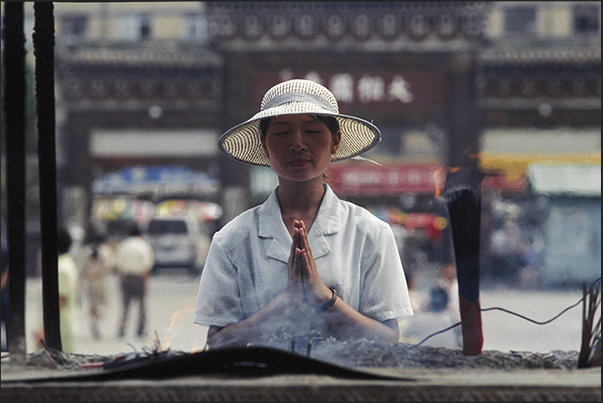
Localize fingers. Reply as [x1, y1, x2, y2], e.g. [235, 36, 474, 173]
[297, 247, 308, 266]
[288, 229, 297, 267]
[289, 221, 305, 268]
[289, 220, 314, 282]
[294, 236, 313, 277]
[296, 247, 308, 282]
[293, 220, 312, 255]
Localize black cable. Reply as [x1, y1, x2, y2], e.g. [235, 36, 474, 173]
[411, 277, 601, 348]
[410, 322, 462, 348]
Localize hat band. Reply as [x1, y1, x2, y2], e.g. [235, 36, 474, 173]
[262, 92, 337, 113]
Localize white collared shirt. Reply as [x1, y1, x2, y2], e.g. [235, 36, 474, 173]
[194, 185, 413, 331]
[114, 236, 154, 276]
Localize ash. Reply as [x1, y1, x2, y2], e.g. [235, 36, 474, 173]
[312, 340, 579, 370]
[265, 334, 579, 370]
[23, 339, 580, 372]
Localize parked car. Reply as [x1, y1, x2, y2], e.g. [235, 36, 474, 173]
[144, 213, 210, 276]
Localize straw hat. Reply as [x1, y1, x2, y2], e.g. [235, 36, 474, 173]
[218, 79, 381, 166]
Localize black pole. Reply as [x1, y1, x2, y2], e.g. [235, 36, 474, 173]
[3, 1, 28, 365]
[33, 1, 62, 352]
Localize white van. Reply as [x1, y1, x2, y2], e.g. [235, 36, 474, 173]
[144, 213, 210, 276]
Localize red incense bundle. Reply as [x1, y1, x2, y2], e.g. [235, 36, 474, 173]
[445, 188, 483, 356]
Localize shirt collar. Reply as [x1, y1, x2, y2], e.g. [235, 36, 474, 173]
[258, 184, 342, 262]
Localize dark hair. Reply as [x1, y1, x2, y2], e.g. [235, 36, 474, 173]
[57, 227, 72, 255]
[429, 286, 449, 312]
[128, 223, 142, 237]
[91, 246, 99, 260]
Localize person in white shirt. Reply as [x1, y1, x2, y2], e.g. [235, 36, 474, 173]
[194, 79, 413, 350]
[33, 227, 80, 353]
[81, 232, 114, 340]
[114, 223, 154, 339]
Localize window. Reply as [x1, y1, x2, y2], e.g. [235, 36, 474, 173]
[573, 4, 600, 34]
[504, 5, 536, 35]
[182, 13, 209, 43]
[59, 14, 88, 38]
[116, 14, 152, 41]
[147, 219, 188, 235]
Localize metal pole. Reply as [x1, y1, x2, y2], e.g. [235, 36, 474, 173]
[33, 1, 62, 352]
[3, 1, 28, 366]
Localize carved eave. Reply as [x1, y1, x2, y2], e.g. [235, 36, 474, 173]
[477, 46, 601, 112]
[205, 1, 490, 53]
[55, 44, 223, 112]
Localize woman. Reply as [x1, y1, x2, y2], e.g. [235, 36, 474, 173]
[194, 79, 413, 349]
[81, 232, 114, 339]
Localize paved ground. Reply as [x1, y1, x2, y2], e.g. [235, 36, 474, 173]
[2, 271, 598, 402]
[20, 270, 208, 357]
[8, 270, 588, 357]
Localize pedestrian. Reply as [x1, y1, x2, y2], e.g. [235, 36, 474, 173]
[81, 231, 114, 339]
[57, 227, 80, 352]
[437, 262, 460, 317]
[404, 268, 423, 314]
[400, 285, 462, 348]
[398, 268, 424, 343]
[194, 79, 413, 350]
[34, 227, 80, 353]
[114, 222, 154, 339]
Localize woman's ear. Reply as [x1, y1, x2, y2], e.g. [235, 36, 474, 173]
[331, 130, 342, 155]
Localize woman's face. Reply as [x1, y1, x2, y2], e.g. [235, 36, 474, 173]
[261, 114, 341, 184]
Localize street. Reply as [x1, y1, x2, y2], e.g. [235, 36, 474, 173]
[19, 270, 588, 357]
[23, 270, 209, 357]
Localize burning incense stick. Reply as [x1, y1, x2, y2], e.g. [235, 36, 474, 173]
[445, 188, 484, 356]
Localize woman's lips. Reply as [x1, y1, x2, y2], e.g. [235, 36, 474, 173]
[288, 158, 310, 167]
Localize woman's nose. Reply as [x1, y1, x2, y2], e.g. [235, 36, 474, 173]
[289, 130, 307, 152]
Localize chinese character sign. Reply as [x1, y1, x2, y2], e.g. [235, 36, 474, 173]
[268, 70, 444, 113]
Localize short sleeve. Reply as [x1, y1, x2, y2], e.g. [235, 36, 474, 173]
[359, 222, 413, 322]
[194, 235, 244, 327]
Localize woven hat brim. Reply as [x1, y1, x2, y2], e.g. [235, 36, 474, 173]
[218, 110, 381, 167]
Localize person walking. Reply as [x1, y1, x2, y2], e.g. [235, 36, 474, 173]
[400, 285, 462, 348]
[194, 79, 413, 350]
[81, 232, 114, 339]
[34, 227, 80, 353]
[114, 223, 154, 339]
[437, 262, 460, 318]
[57, 227, 80, 352]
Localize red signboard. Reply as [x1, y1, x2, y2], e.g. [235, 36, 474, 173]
[328, 163, 446, 196]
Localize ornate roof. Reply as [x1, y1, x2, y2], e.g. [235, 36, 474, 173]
[56, 44, 222, 69]
[480, 47, 601, 66]
[55, 45, 222, 106]
[477, 45, 600, 105]
[204, 1, 491, 51]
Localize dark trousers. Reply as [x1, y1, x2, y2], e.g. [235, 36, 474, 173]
[119, 275, 146, 337]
